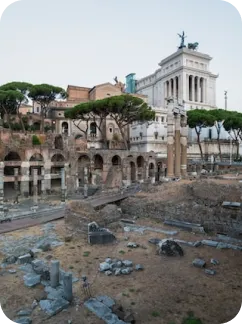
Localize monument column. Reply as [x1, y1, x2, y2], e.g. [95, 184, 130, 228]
[167, 99, 174, 177]
[41, 167, 45, 195]
[174, 77, 177, 98]
[61, 168, 66, 202]
[174, 114, 181, 177]
[20, 162, 30, 197]
[198, 77, 201, 103]
[83, 166, 88, 199]
[14, 168, 19, 192]
[44, 162, 51, 194]
[33, 168, 38, 206]
[191, 75, 194, 102]
[180, 116, 188, 177]
[0, 162, 4, 218]
[169, 80, 172, 97]
[186, 74, 189, 101]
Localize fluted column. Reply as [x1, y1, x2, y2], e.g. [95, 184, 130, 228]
[174, 77, 177, 98]
[181, 116, 188, 177]
[186, 74, 189, 101]
[169, 80, 172, 97]
[167, 99, 174, 177]
[174, 114, 181, 177]
[191, 76, 194, 101]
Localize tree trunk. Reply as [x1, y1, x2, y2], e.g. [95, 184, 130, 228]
[118, 124, 129, 150]
[236, 140, 239, 160]
[195, 128, 203, 161]
[19, 113, 26, 132]
[217, 136, 222, 161]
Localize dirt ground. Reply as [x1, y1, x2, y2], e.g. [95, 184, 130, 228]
[0, 215, 242, 324]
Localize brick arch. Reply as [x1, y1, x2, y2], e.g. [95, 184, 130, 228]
[4, 151, 22, 161]
[111, 154, 122, 166]
[29, 153, 44, 162]
[51, 154, 65, 162]
[50, 151, 68, 162]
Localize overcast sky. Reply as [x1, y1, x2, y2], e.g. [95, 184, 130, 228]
[0, 0, 241, 110]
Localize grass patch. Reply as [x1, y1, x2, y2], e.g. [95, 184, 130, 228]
[83, 251, 90, 257]
[69, 265, 74, 269]
[182, 311, 203, 324]
[151, 311, 160, 317]
[122, 292, 130, 297]
[119, 250, 125, 255]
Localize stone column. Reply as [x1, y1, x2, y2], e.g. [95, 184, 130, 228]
[191, 76, 194, 102]
[41, 167, 45, 195]
[44, 162, 51, 194]
[197, 77, 201, 103]
[61, 168, 66, 202]
[50, 260, 60, 288]
[174, 114, 181, 177]
[63, 272, 73, 302]
[167, 100, 174, 177]
[20, 162, 30, 197]
[14, 168, 19, 192]
[83, 166, 88, 198]
[178, 75, 182, 100]
[201, 78, 204, 103]
[174, 77, 177, 98]
[203, 79, 207, 103]
[169, 80, 172, 97]
[0, 162, 4, 218]
[180, 116, 188, 177]
[33, 168, 38, 206]
[186, 74, 189, 101]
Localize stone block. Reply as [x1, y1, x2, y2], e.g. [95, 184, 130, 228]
[192, 258, 206, 268]
[39, 298, 69, 316]
[201, 240, 218, 248]
[17, 309, 32, 316]
[116, 261, 122, 268]
[88, 231, 116, 245]
[105, 270, 112, 276]
[14, 317, 32, 324]
[99, 262, 111, 272]
[105, 258, 112, 264]
[210, 258, 219, 265]
[127, 242, 138, 248]
[122, 260, 133, 267]
[17, 254, 32, 265]
[24, 273, 41, 287]
[121, 268, 131, 275]
[29, 248, 42, 258]
[135, 264, 144, 271]
[205, 269, 216, 275]
[115, 268, 122, 276]
[96, 295, 115, 308]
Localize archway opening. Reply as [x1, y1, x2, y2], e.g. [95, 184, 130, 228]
[90, 122, 97, 137]
[149, 163, 155, 177]
[54, 135, 64, 150]
[137, 156, 145, 168]
[78, 155, 91, 185]
[4, 151, 21, 198]
[130, 161, 136, 182]
[33, 122, 41, 131]
[112, 155, 121, 166]
[62, 122, 68, 135]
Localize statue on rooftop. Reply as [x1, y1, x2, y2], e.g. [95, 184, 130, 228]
[177, 31, 187, 49]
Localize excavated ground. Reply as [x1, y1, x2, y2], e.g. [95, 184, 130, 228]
[0, 178, 241, 324]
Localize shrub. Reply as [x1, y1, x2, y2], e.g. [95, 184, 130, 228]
[32, 135, 41, 145]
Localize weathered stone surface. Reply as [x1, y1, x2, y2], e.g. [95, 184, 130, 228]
[34, 290, 48, 301]
[17, 309, 32, 316]
[122, 260, 133, 267]
[127, 242, 138, 248]
[205, 269, 216, 275]
[202, 240, 218, 248]
[194, 241, 202, 247]
[44, 286, 64, 300]
[105, 258, 112, 264]
[17, 254, 32, 265]
[192, 258, 206, 268]
[24, 273, 41, 287]
[29, 248, 42, 258]
[121, 268, 131, 275]
[135, 264, 144, 271]
[3, 255, 17, 264]
[99, 262, 111, 272]
[211, 258, 219, 265]
[96, 295, 115, 308]
[148, 238, 161, 245]
[84, 298, 127, 324]
[105, 270, 112, 276]
[116, 261, 122, 268]
[14, 317, 32, 324]
[216, 242, 229, 249]
[115, 269, 122, 276]
[37, 243, 51, 252]
[8, 269, 17, 274]
[39, 298, 69, 316]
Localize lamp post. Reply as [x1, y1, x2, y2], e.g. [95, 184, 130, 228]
[224, 90, 228, 111]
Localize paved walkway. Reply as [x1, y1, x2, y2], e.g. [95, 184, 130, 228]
[0, 209, 65, 234]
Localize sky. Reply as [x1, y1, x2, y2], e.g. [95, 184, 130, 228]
[0, 0, 241, 110]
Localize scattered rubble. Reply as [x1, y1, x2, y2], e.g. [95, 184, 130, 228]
[127, 242, 139, 248]
[157, 239, 184, 256]
[205, 269, 216, 276]
[84, 295, 133, 324]
[192, 258, 206, 268]
[211, 258, 219, 265]
[99, 258, 143, 276]
[88, 221, 116, 245]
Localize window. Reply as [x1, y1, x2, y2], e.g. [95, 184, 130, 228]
[162, 136, 164, 140]
[208, 129, 212, 139]
[161, 117, 164, 122]
[154, 132, 158, 139]
[140, 132, 143, 139]
[156, 117, 159, 122]
[36, 107, 39, 113]
[109, 128, 113, 133]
